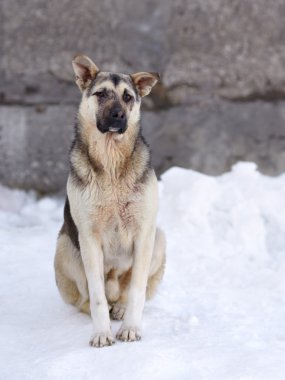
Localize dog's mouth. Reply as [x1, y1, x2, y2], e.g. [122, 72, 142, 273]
[96, 118, 127, 135]
[108, 126, 124, 134]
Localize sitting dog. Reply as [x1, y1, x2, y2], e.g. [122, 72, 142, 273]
[54, 55, 166, 347]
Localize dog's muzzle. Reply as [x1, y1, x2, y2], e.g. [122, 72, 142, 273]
[98, 105, 127, 134]
[108, 106, 126, 134]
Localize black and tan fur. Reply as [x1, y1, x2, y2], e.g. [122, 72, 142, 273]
[54, 54, 166, 347]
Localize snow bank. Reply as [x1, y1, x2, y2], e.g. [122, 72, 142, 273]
[1, 162, 285, 380]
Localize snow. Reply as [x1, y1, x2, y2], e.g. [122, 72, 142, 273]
[1, 162, 285, 380]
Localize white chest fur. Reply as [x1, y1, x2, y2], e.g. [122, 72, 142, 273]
[67, 173, 150, 273]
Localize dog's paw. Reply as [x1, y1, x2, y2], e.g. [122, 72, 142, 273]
[116, 326, 141, 342]
[89, 331, 115, 348]
[110, 303, 126, 321]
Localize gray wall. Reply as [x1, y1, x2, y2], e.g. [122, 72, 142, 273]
[1, 0, 285, 192]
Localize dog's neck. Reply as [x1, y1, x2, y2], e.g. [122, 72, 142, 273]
[77, 115, 140, 179]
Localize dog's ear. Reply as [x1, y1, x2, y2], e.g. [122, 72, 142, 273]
[72, 55, 99, 92]
[131, 72, 160, 97]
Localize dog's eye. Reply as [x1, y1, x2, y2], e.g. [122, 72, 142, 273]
[94, 91, 106, 99]
[123, 93, 133, 103]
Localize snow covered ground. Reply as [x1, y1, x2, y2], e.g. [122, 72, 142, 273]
[1, 162, 285, 380]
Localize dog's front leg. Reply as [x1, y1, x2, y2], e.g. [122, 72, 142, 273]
[79, 235, 114, 347]
[116, 227, 156, 342]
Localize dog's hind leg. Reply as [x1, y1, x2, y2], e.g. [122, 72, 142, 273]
[109, 269, 132, 321]
[54, 233, 89, 311]
[110, 229, 166, 321]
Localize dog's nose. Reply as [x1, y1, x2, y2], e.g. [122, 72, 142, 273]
[111, 108, 126, 120]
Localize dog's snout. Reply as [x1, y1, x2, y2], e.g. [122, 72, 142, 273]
[98, 103, 128, 134]
[111, 108, 126, 120]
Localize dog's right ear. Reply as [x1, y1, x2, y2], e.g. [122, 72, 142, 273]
[72, 55, 99, 92]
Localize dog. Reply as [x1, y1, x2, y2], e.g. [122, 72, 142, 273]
[54, 54, 166, 347]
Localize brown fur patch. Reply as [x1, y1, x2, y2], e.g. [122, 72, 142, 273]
[118, 269, 132, 302]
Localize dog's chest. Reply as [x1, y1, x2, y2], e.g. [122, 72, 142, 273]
[92, 189, 140, 271]
[93, 198, 138, 232]
[89, 181, 141, 253]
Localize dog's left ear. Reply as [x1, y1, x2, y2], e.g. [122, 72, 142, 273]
[131, 72, 160, 97]
[72, 55, 100, 92]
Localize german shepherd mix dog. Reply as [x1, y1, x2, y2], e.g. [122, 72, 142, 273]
[54, 55, 166, 347]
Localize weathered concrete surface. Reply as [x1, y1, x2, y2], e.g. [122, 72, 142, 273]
[0, 106, 75, 192]
[1, 100, 285, 193]
[143, 101, 285, 176]
[1, 0, 285, 191]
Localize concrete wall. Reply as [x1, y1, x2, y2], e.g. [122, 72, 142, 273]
[1, 0, 285, 192]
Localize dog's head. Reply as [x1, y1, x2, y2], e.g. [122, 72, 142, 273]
[72, 55, 159, 135]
